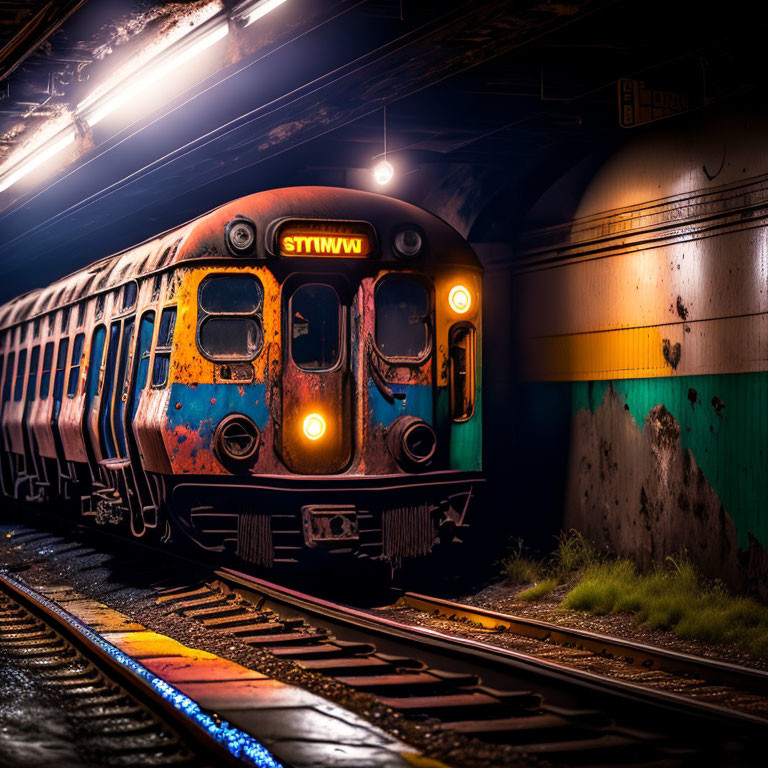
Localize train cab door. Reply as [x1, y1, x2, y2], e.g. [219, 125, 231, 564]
[278, 279, 352, 474]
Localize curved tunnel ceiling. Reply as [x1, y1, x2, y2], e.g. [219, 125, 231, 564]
[0, 0, 765, 302]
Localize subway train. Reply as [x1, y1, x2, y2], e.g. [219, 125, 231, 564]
[0, 187, 483, 569]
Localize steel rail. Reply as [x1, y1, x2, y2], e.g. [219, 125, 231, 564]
[217, 568, 768, 734]
[397, 592, 768, 695]
[0, 570, 286, 768]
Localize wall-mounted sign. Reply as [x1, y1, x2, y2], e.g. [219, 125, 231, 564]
[618, 77, 690, 128]
[278, 220, 373, 258]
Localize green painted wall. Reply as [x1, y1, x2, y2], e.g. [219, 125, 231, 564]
[573, 373, 768, 550]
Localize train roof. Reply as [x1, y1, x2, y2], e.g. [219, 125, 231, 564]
[0, 186, 479, 331]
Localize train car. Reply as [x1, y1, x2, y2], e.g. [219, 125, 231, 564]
[0, 187, 483, 570]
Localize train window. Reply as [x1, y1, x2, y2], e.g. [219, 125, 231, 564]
[197, 276, 264, 361]
[85, 327, 106, 409]
[67, 333, 85, 398]
[20, 324, 27, 342]
[374, 276, 430, 361]
[200, 318, 263, 361]
[200, 276, 262, 314]
[61, 306, 71, 333]
[39, 344, 53, 399]
[76, 302, 87, 327]
[33, 318, 41, 338]
[152, 274, 163, 301]
[132, 312, 155, 420]
[2, 352, 14, 404]
[290, 284, 341, 371]
[122, 282, 137, 311]
[112, 318, 135, 456]
[95, 294, 105, 321]
[151, 308, 176, 388]
[53, 339, 69, 404]
[449, 324, 476, 421]
[13, 349, 27, 401]
[27, 346, 40, 403]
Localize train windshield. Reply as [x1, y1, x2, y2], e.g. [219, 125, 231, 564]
[290, 284, 341, 370]
[197, 275, 264, 361]
[375, 276, 430, 360]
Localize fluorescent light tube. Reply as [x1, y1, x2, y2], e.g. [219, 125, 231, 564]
[0, 129, 75, 194]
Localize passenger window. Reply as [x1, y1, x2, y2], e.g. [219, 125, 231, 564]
[27, 346, 40, 403]
[67, 333, 85, 398]
[2, 352, 14, 404]
[61, 307, 71, 332]
[290, 284, 341, 371]
[122, 282, 137, 311]
[53, 339, 69, 402]
[95, 294, 105, 321]
[131, 311, 155, 420]
[374, 276, 430, 360]
[39, 344, 53, 399]
[13, 349, 27, 401]
[85, 327, 106, 406]
[151, 274, 163, 301]
[76, 302, 87, 327]
[197, 276, 264, 361]
[151, 308, 176, 388]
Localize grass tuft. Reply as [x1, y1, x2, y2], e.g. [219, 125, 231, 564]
[563, 558, 768, 658]
[501, 538, 542, 585]
[549, 529, 599, 578]
[518, 579, 558, 602]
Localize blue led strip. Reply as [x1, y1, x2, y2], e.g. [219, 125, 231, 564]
[0, 572, 283, 768]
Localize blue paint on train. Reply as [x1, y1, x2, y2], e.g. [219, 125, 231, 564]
[168, 382, 269, 441]
[367, 381, 433, 425]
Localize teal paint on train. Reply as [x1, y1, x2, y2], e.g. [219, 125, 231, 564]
[573, 373, 768, 550]
[168, 382, 269, 445]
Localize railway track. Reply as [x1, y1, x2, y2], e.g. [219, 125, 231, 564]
[394, 592, 768, 697]
[0, 570, 282, 768]
[153, 567, 766, 765]
[3, 516, 768, 767]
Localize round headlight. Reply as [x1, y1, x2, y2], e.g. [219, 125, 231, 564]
[303, 413, 326, 441]
[225, 218, 256, 255]
[393, 228, 423, 259]
[448, 284, 471, 314]
[214, 414, 260, 464]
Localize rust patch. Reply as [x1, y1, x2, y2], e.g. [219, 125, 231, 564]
[675, 295, 689, 321]
[687, 387, 698, 407]
[711, 395, 726, 415]
[662, 339, 681, 369]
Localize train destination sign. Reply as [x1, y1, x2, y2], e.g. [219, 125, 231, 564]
[278, 221, 372, 257]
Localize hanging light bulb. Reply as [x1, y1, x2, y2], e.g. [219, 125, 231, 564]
[371, 105, 395, 185]
[373, 159, 394, 185]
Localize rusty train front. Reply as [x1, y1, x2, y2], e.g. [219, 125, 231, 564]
[0, 187, 482, 569]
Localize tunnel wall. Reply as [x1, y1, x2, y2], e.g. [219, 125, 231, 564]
[515, 111, 768, 597]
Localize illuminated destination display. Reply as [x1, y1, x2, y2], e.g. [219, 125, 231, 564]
[278, 221, 372, 257]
